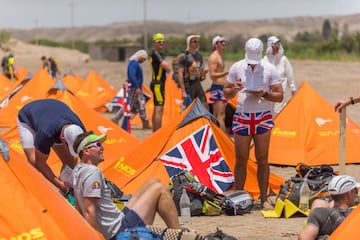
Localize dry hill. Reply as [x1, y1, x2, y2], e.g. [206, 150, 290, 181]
[5, 14, 360, 43]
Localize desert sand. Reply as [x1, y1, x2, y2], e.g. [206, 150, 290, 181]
[6, 39, 360, 239]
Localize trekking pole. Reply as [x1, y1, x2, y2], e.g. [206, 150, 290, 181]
[339, 108, 346, 174]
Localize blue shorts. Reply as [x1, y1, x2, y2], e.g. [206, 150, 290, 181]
[232, 110, 274, 136]
[111, 207, 146, 240]
[208, 84, 227, 104]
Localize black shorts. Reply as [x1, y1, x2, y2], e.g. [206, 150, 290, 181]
[185, 80, 207, 104]
[150, 81, 165, 106]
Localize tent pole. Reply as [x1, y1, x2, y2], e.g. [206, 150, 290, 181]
[339, 108, 346, 174]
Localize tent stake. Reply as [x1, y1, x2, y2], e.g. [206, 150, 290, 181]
[339, 108, 346, 174]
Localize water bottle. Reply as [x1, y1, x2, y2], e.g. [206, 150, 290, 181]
[298, 178, 310, 212]
[179, 188, 191, 226]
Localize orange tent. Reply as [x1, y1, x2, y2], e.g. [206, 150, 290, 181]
[0, 73, 14, 101]
[328, 206, 360, 239]
[250, 81, 360, 166]
[75, 70, 117, 112]
[103, 99, 284, 199]
[0, 138, 103, 239]
[0, 69, 54, 127]
[62, 71, 85, 94]
[111, 76, 183, 128]
[1, 87, 140, 175]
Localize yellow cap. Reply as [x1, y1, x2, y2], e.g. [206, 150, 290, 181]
[153, 33, 164, 42]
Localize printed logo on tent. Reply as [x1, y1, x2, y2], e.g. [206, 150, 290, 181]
[2, 227, 46, 240]
[315, 117, 332, 127]
[97, 125, 113, 134]
[21, 95, 33, 103]
[159, 124, 234, 193]
[272, 127, 296, 138]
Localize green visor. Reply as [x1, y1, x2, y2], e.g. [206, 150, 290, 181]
[76, 134, 106, 154]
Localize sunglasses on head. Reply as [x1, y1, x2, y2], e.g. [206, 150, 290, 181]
[85, 142, 102, 149]
[156, 40, 164, 44]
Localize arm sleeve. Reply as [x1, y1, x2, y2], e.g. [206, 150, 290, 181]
[283, 56, 296, 91]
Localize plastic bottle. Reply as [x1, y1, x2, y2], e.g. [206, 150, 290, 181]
[298, 177, 310, 212]
[179, 188, 191, 226]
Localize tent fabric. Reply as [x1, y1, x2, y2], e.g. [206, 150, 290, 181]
[103, 98, 284, 199]
[1, 89, 139, 176]
[108, 75, 183, 128]
[250, 81, 360, 166]
[62, 71, 85, 94]
[75, 70, 117, 112]
[328, 205, 360, 240]
[0, 138, 103, 239]
[0, 69, 54, 127]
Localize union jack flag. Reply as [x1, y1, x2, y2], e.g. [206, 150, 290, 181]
[121, 83, 131, 133]
[232, 111, 274, 135]
[159, 124, 234, 193]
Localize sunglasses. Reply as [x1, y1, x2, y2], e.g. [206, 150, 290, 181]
[85, 142, 102, 149]
[352, 188, 358, 194]
[217, 40, 226, 45]
[191, 40, 199, 43]
[156, 40, 164, 44]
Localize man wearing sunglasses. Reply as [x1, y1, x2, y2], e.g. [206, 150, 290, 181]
[72, 131, 180, 240]
[177, 34, 208, 110]
[150, 33, 172, 132]
[299, 175, 360, 240]
[208, 35, 229, 132]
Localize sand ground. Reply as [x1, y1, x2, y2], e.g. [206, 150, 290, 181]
[8, 40, 360, 239]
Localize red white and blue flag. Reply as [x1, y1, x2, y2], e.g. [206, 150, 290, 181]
[121, 84, 131, 133]
[159, 124, 234, 193]
[232, 111, 274, 135]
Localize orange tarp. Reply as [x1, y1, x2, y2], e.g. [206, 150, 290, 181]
[250, 81, 360, 166]
[329, 206, 360, 240]
[75, 70, 117, 112]
[0, 141, 103, 239]
[103, 99, 284, 199]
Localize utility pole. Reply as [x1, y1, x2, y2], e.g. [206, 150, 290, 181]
[34, 18, 39, 45]
[143, 0, 148, 51]
[70, 0, 75, 49]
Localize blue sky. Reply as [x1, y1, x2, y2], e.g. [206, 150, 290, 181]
[1, 0, 360, 29]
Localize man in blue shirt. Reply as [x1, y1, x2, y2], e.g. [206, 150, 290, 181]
[17, 99, 85, 193]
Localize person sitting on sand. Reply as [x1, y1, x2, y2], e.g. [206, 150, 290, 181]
[299, 175, 359, 240]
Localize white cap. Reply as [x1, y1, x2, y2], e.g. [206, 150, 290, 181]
[212, 35, 225, 49]
[186, 34, 200, 50]
[63, 124, 84, 157]
[245, 38, 263, 64]
[328, 175, 360, 195]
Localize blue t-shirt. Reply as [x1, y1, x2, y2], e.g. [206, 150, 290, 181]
[127, 59, 143, 89]
[18, 99, 85, 154]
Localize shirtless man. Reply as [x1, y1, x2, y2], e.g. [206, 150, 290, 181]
[208, 35, 229, 131]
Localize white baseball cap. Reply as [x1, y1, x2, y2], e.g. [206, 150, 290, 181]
[63, 124, 85, 157]
[328, 175, 360, 195]
[186, 34, 200, 50]
[212, 35, 225, 49]
[245, 38, 263, 64]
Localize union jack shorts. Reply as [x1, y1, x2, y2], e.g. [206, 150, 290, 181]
[232, 110, 274, 136]
[208, 84, 227, 104]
